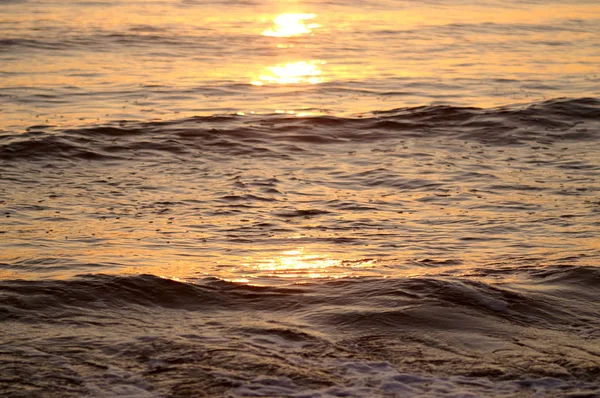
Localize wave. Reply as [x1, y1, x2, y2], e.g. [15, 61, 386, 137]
[1, 98, 598, 162]
[1, 267, 599, 396]
[2, 265, 598, 327]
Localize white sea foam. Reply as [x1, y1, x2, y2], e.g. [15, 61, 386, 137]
[231, 360, 598, 397]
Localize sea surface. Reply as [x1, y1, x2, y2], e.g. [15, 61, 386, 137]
[1, 0, 600, 396]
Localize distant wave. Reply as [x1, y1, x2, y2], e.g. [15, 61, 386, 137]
[1, 98, 598, 162]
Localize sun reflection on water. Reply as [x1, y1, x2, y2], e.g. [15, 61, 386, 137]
[253, 12, 326, 86]
[262, 13, 320, 37]
[252, 60, 326, 85]
[256, 248, 340, 272]
[234, 248, 379, 283]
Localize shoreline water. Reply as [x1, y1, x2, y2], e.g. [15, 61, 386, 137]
[1, 268, 599, 397]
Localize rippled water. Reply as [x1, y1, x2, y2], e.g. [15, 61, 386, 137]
[1, 0, 600, 396]
[2, 99, 600, 283]
[2, 0, 599, 131]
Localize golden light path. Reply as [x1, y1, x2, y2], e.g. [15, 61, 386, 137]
[251, 60, 326, 85]
[262, 13, 320, 37]
[252, 13, 326, 87]
[213, 248, 380, 285]
[256, 249, 339, 272]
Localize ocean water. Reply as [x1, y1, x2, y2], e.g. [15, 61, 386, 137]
[1, 0, 600, 396]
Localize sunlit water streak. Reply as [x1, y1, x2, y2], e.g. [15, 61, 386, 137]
[1, 1, 599, 397]
[262, 13, 320, 37]
[0, 0, 598, 131]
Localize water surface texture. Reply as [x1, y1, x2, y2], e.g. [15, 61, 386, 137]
[1, 0, 599, 397]
[2, 0, 599, 130]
